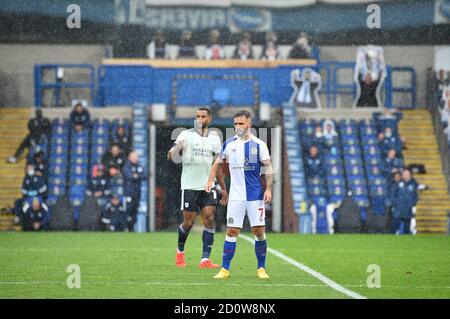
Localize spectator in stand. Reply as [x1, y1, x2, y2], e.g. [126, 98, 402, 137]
[391, 169, 418, 235]
[101, 193, 130, 231]
[322, 120, 338, 148]
[70, 103, 91, 132]
[122, 151, 146, 232]
[147, 29, 170, 59]
[205, 29, 225, 60]
[305, 145, 325, 179]
[31, 150, 48, 184]
[442, 83, 450, 110]
[440, 98, 450, 127]
[102, 144, 126, 177]
[20, 197, 48, 231]
[379, 127, 403, 158]
[178, 30, 196, 59]
[86, 164, 111, 207]
[436, 69, 449, 108]
[233, 32, 254, 60]
[288, 32, 311, 59]
[382, 149, 404, 180]
[261, 32, 280, 61]
[21, 164, 47, 201]
[7, 109, 50, 164]
[110, 125, 132, 156]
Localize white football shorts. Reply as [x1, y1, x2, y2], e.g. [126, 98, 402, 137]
[226, 200, 266, 228]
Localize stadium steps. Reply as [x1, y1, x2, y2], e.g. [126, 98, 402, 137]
[399, 109, 450, 234]
[0, 108, 31, 231]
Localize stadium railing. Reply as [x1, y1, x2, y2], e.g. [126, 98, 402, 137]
[34, 64, 95, 107]
[34, 60, 416, 110]
[281, 102, 309, 233]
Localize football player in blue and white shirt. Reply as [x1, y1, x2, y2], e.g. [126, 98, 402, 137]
[206, 110, 273, 279]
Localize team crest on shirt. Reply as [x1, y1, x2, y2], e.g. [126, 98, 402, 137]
[251, 147, 258, 155]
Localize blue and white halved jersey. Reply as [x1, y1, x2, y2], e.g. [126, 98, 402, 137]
[221, 135, 271, 201]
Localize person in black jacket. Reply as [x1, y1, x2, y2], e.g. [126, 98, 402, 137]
[86, 164, 111, 207]
[110, 125, 132, 156]
[122, 151, 146, 231]
[7, 109, 50, 163]
[102, 144, 126, 177]
[101, 193, 129, 231]
[21, 197, 48, 231]
[70, 103, 91, 132]
[288, 32, 311, 59]
[391, 169, 418, 234]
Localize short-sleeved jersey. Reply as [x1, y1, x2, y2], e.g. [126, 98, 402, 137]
[220, 135, 270, 201]
[174, 128, 222, 191]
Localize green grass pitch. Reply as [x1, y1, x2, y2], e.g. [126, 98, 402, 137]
[0, 232, 449, 299]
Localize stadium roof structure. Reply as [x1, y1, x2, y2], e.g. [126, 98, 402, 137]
[144, 0, 394, 8]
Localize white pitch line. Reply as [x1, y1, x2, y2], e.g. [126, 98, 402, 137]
[240, 234, 367, 299]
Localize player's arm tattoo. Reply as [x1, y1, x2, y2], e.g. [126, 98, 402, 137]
[262, 160, 273, 191]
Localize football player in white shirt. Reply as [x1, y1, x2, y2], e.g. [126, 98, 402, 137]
[168, 108, 228, 269]
[206, 110, 273, 279]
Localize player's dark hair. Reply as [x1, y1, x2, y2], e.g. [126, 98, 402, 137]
[233, 109, 252, 119]
[197, 107, 212, 116]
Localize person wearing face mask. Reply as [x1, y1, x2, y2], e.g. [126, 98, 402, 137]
[7, 109, 50, 164]
[168, 107, 227, 269]
[21, 164, 47, 201]
[206, 110, 273, 279]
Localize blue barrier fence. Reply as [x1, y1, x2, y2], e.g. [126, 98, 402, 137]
[34, 64, 95, 107]
[35, 62, 416, 109]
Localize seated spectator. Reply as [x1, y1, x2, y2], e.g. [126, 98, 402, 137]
[382, 149, 404, 180]
[440, 98, 450, 127]
[442, 84, 450, 109]
[123, 151, 146, 231]
[233, 32, 253, 60]
[21, 164, 47, 201]
[178, 30, 196, 59]
[7, 109, 50, 164]
[147, 29, 169, 59]
[101, 193, 130, 231]
[261, 32, 280, 61]
[436, 69, 449, 107]
[110, 125, 132, 156]
[379, 127, 403, 158]
[86, 164, 111, 207]
[322, 120, 338, 148]
[70, 103, 91, 132]
[102, 144, 126, 177]
[288, 32, 311, 59]
[31, 150, 48, 183]
[305, 145, 325, 178]
[205, 29, 225, 60]
[391, 169, 418, 235]
[20, 197, 48, 231]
